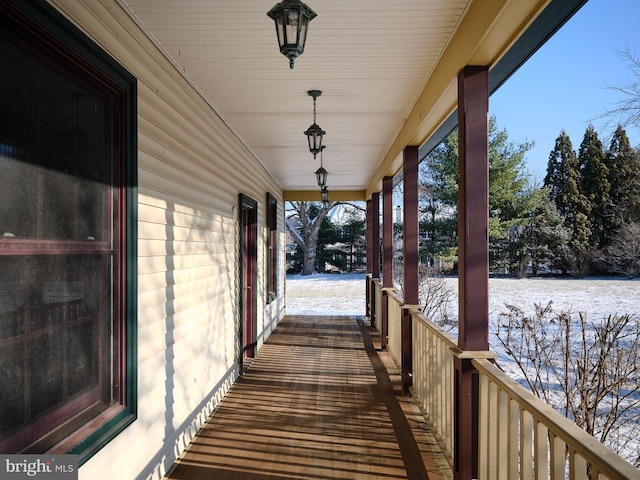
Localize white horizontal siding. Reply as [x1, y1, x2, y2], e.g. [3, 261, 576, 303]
[47, 1, 286, 479]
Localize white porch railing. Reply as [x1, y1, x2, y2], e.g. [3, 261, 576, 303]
[364, 277, 638, 478]
[371, 278, 382, 329]
[411, 309, 456, 464]
[386, 290, 403, 365]
[473, 357, 640, 480]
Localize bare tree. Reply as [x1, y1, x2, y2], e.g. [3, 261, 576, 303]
[286, 201, 365, 275]
[599, 45, 640, 129]
[598, 222, 640, 278]
[419, 266, 456, 328]
[286, 201, 334, 275]
[494, 303, 640, 466]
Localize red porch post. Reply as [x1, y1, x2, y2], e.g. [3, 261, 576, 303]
[370, 193, 381, 327]
[381, 177, 394, 349]
[455, 65, 489, 480]
[402, 146, 419, 393]
[366, 199, 372, 318]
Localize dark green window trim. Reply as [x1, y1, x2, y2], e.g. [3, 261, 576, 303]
[3, 0, 138, 466]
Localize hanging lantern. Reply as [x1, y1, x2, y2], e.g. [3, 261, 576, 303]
[304, 90, 325, 158]
[315, 146, 328, 187]
[320, 186, 329, 203]
[267, 0, 317, 69]
[315, 165, 328, 187]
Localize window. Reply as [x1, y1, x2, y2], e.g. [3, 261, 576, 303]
[266, 193, 278, 303]
[0, 1, 136, 462]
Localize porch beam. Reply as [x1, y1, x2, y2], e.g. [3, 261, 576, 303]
[365, 0, 557, 198]
[455, 65, 489, 480]
[284, 190, 366, 201]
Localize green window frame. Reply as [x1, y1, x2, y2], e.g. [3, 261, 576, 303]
[0, 0, 137, 465]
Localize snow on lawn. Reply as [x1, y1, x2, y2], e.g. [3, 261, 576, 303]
[485, 277, 640, 380]
[287, 273, 640, 372]
[286, 273, 640, 464]
[286, 272, 367, 316]
[286, 273, 640, 324]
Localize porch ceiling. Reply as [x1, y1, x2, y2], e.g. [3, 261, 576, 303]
[119, 0, 585, 200]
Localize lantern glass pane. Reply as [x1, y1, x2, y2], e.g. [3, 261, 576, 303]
[299, 17, 309, 48]
[276, 17, 285, 47]
[285, 9, 299, 46]
[316, 169, 327, 187]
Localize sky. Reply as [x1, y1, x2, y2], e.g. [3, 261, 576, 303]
[490, 0, 640, 180]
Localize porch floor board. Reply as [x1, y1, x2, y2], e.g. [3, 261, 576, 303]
[165, 315, 452, 480]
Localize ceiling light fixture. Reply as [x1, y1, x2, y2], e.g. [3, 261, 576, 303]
[304, 90, 325, 159]
[315, 146, 328, 187]
[320, 186, 329, 205]
[267, 0, 317, 69]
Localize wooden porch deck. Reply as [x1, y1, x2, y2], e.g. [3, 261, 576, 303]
[165, 315, 452, 480]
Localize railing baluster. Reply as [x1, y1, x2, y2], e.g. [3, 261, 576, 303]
[478, 375, 489, 479]
[570, 450, 588, 479]
[549, 431, 566, 480]
[534, 419, 549, 480]
[488, 381, 498, 476]
[521, 409, 534, 480]
[508, 395, 519, 479]
[498, 388, 509, 480]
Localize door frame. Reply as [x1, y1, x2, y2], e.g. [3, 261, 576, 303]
[238, 194, 258, 371]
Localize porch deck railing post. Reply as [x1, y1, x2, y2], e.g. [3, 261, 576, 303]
[381, 176, 394, 349]
[370, 193, 381, 327]
[402, 146, 419, 394]
[455, 65, 489, 480]
[366, 199, 372, 319]
[401, 308, 413, 393]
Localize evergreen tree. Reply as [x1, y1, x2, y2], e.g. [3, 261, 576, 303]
[522, 187, 570, 276]
[603, 126, 640, 245]
[423, 116, 533, 273]
[340, 210, 366, 272]
[488, 123, 533, 273]
[578, 125, 609, 247]
[545, 131, 580, 215]
[316, 215, 343, 272]
[418, 161, 457, 267]
[544, 131, 592, 275]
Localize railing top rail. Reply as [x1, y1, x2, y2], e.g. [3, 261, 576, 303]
[386, 289, 404, 305]
[473, 357, 640, 479]
[410, 310, 458, 350]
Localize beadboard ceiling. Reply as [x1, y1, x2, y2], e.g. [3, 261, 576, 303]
[120, 0, 586, 199]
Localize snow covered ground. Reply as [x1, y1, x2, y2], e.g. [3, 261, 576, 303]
[285, 272, 368, 316]
[286, 272, 640, 374]
[286, 273, 640, 322]
[286, 272, 640, 464]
